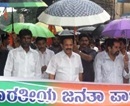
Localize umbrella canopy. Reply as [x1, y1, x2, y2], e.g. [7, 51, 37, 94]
[78, 26, 96, 32]
[4, 23, 54, 38]
[0, 29, 6, 35]
[0, 0, 48, 7]
[102, 18, 130, 38]
[58, 29, 80, 36]
[38, 0, 110, 27]
[0, 24, 6, 30]
[92, 24, 106, 39]
[36, 22, 63, 32]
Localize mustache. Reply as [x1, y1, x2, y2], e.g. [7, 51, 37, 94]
[66, 48, 72, 51]
[114, 51, 119, 56]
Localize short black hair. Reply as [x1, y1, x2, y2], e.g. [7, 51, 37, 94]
[78, 33, 90, 41]
[118, 38, 126, 45]
[52, 34, 60, 40]
[1, 33, 9, 43]
[19, 29, 32, 38]
[35, 37, 47, 43]
[60, 36, 74, 44]
[106, 38, 120, 51]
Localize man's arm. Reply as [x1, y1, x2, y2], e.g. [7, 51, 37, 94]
[79, 73, 83, 81]
[94, 53, 102, 82]
[79, 51, 93, 62]
[46, 56, 57, 80]
[123, 53, 129, 82]
[4, 51, 13, 76]
[73, 44, 96, 62]
[49, 74, 55, 79]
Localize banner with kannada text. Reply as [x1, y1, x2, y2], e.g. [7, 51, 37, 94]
[0, 77, 130, 106]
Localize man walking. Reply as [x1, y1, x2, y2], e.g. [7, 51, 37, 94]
[4, 29, 41, 79]
[94, 38, 129, 83]
[46, 36, 83, 81]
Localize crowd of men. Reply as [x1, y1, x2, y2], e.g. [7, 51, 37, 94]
[0, 29, 130, 84]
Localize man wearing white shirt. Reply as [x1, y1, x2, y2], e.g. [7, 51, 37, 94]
[118, 38, 129, 83]
[35, 37, 55, 79]
[94, 38, 129, 84]
[46, 36, 83, 81]
[4, 29, 41, 79]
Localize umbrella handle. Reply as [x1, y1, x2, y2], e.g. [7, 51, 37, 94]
[74, 27, 77, 45]
[11, 7, 14, 32]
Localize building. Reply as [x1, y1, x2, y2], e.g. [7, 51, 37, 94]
[115, 0, 130, 18]
[91, 0, 115, 19]
[92, 0, 130, 19]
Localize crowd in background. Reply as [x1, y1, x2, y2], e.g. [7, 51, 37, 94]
[0, 29, 130, 84]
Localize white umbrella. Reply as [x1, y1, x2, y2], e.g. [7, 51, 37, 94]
[38, 0, 110, 27]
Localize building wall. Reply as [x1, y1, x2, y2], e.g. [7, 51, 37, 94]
[92, 0, 130, 19]
[92, 0, 115, 19]
[115, 1, 130, 18]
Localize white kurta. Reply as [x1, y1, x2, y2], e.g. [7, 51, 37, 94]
[94, 51, 128, 84]
[46, 51, 83, 81]
[37, 48, 55, 66]
[4, 46, 42, 79]
[37, 48, 55, 79]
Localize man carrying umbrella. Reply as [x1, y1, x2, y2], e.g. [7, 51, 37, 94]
[4, 29, 42, 79]
[73, 33, 97, 82]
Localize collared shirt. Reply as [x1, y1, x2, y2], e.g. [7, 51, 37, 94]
[94, 51, 128, 84]
[46, 51, 83, 81]
[37, 48, 55, 67]
[37, 48, 55, 79]
[4, 46, 42, 79]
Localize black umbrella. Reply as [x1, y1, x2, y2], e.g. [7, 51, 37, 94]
[91, 24, 106, 39]
[0, 29, 6, 35]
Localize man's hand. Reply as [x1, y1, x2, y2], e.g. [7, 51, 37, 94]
[73, 39, 80, 53]
[41, 65, 47, 73]
[124, 52, 129, 73]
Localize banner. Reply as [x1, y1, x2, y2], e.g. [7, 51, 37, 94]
[0, 77, 130, 106]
